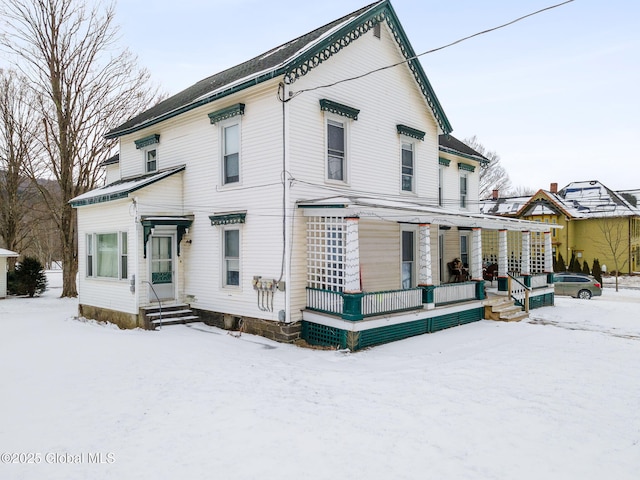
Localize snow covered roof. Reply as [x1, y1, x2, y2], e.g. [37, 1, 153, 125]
[70, 166, 185, 207]
[438, 135, 489, 164]
[480, 180, 640, 219]
[299, 196, 552, 231]
[0, 248, 19, 257]
[105, 0, 451, 138]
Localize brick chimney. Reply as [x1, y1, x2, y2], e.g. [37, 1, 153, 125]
[492, 189, 499, 200]
[550, 182, 558, 194]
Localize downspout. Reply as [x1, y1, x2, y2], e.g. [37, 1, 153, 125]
[279, 81, 292, 323]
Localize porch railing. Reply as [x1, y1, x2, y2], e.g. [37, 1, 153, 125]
[306, 287, 423, 321]
[508, 273, 531, 312]
[530, 273, 549, 289]
[433, 282, 477, 306]
[306, 282, 485, 321]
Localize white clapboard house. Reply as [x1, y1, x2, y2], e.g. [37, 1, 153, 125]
[72, 0, 554, 349]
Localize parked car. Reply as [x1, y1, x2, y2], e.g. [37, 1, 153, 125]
[553, 274, 602, 299]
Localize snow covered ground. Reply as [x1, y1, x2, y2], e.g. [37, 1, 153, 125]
[1, 272, 639, 480]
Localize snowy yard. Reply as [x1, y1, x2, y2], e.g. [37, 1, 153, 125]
[1, 272, 639, 480]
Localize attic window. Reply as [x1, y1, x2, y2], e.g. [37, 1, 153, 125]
[208, 103, 245, 124]
[396, 124, 425, 141]
[319, 99, 360, 120]
[134, 134, 160, 149]
[373, 23, 381, 38]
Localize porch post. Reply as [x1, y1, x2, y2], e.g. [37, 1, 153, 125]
[418, 224, 433, 286]
[544, 231, 554, 284]
[418, 224, 434, 309]
[470, 228, 483, 280]
[344, 216, 361, 293]
[521, 231, 531, 287]
[498, 229, 508, 293]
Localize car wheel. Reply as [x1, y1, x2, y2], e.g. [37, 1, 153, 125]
[577, 289, 592, 300]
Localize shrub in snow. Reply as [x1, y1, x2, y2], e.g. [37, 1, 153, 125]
[592, 259, 603, 284]
[555, 253, 566, 273]
[10, 257, 48, 297]
[582, 261, 591, 276]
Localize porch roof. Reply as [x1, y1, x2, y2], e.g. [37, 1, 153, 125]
[70, 166, 185, 207]
[0, 248, 19, 258]
[297, 196, 556, 232]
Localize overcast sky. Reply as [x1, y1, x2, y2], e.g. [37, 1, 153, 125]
[111, 0, 639, 192]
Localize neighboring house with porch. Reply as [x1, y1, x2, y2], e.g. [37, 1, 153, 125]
[481, 181, 640, 274]
[71, 0, 554, 350]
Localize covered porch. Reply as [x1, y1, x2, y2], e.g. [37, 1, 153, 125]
[297, 197, 556, 349]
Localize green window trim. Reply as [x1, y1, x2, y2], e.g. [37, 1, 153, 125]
[319, 99, 360, 120]
[396, 124, 425, 141]
[209, 212, 247, 226]
[458, 163, 476, 172]
[134, 134, 160, 149]
[439, 157, 451, 166]
[208, 103, 245, 124]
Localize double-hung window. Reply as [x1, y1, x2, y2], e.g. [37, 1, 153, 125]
[460, 173, 468, 209]
[222, 123, 240, 184]
[86, 232, 128, 280]
[401, 142, 414, 192]
[145, 148, 157, 173]
[327, 119, 345, 181]
[223, 228, 240, 287]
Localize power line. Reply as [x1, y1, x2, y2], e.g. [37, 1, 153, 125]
[287, 0, 575, 99]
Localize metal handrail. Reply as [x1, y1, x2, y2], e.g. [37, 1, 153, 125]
[507, 273, 531, 313]
[142, 280, 163, 329]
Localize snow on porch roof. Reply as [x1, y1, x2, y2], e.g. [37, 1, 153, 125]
[297, 196, 557, 232]
[0, 248, 19, 257]
[70, 166, 185, 207]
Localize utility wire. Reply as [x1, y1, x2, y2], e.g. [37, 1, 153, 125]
[287, 0, 575, 99]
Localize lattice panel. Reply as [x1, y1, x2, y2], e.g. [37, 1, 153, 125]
[507, 231, 522, 273]
[482, 230, 499, 266]
[307, 216, 345, 292]
[530, 232, 545, 273]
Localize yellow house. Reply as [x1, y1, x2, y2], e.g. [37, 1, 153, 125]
[481, 181, 640, 274]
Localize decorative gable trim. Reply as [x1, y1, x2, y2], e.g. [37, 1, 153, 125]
[284, 1, 452, 134]
[209, 212, 247, 225]
[439, 157, 451, 167]
[396, 124, 425, 141]
[208, 103, 245, 124]
[134, 134, 160, 149]
[458, 163, 476, 172]
[320, 99, 360, 120]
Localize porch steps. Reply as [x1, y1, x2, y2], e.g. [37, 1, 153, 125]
[483, 297, 529, 322]
[142, 304, 200, 328]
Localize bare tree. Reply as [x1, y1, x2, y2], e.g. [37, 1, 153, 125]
[0, 68, 41, 271]
[597, 216, 629, 292]
[0, 0, 159, 296]
[463, 135, 512, 199]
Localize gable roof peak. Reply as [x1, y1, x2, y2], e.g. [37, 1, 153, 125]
[106, 0, 450, 139]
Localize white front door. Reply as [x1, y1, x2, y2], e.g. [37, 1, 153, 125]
[149, 235, 175, 301]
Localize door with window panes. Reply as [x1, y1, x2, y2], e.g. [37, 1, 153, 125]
[149, 234, 175, 301]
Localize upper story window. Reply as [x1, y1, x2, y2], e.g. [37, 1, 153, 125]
[320, 99, 359, 184]
[460, 172, 468, 209]
[134, 134, 160, 174]
[208, 103, 245, 186]
[222, 122, 240, 184]
[145, 148, 157, 173]
[327, 119, 345, 181]
[396, 125, 424, 194]
[401, 142, 414, 192]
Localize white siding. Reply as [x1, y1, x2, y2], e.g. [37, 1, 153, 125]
[0, 257, 7, 298]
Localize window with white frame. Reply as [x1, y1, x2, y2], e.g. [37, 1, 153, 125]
[460, 172, 468, 208]
[438, 166, 444, 206]
[145, 147, 157, 173]
[401, 141, 414, 192]
[86, 232, 128, 279]
[222, 122, 240, 184]
[327, 119, 346, 182]
[460, 232, 469, 268]
[223, 228, 240, 287]
[401, 229, 415, 289]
